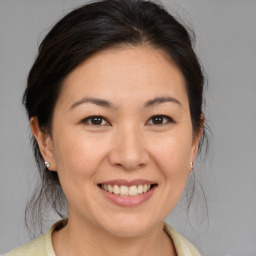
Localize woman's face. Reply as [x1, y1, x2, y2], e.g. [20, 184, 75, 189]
[47, 46, 200, 237]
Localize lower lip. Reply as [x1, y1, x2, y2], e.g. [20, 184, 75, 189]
[99, 186, 157, 207]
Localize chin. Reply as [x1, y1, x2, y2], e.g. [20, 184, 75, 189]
[99, 214, 161, 238]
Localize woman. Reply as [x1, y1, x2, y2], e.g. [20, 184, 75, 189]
[6, 0, 207, 255]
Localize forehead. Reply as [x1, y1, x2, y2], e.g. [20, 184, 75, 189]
[57, 45, 188, 109]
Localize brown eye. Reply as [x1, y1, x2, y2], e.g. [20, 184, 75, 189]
[91, 117, 103, 125]
[152, 116, 164, 124]
[147, 115, 174, 125]
[82, 116, 109, 126]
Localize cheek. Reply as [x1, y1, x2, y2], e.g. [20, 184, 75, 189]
[151, 131, 193, 173]
[150, 129, 193, 199]
[52, 129, 108, 179]
[51, 130, 110, 209]
[146, 132, 193, 218]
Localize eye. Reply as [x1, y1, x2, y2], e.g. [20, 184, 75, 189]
[146, 115, 174, 125]
[82, 116, 109, 126]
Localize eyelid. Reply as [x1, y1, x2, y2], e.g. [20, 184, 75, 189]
[81, 115, 174, 126]
[146, 115, 175, 125]
[81, 115, 110, 126]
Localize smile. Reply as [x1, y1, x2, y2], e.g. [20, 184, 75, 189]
[100, 184, 152, 197]
[98, 180, 157, 207]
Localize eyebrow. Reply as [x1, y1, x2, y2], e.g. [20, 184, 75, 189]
[70, 96, 182, 110]
[144, 96, 182, 107]
[70, 97, 115, 110]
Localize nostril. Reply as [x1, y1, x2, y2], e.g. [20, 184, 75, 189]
[109, 150, 149, 171]
[107, 136, 150, 170]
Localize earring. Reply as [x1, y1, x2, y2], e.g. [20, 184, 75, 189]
[44, 161, 50, 169]
[190, 162, 194, 169]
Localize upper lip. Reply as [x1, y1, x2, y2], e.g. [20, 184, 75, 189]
[99, 179, 157, 186]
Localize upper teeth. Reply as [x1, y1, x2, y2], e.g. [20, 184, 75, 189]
[101, 184, 151, 196]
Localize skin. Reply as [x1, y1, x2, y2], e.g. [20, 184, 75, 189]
[31, 45, 202, 256]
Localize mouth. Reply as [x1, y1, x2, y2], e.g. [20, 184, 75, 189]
[97, 180, 158, 206]
[99, 183, 157, 197]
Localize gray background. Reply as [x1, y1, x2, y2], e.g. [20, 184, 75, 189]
[0, 0, 255, 255]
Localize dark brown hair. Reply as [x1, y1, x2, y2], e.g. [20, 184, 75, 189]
[23, 0, 208, 235]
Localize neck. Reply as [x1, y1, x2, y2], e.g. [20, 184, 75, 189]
[52, 218, 176, 256]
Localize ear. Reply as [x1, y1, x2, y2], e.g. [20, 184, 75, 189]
[190, 114, 204, 171]
[30, 117, 56, 171]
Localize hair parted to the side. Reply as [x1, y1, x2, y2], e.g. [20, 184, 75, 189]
[23, 0, 208, 236]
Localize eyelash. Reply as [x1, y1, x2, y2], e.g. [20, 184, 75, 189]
[81, 115, 175, 126]
[81, 116, 109, 126]
[146, 115, 175, 125]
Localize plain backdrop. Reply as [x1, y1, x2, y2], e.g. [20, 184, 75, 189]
[0, 1, 256, 255]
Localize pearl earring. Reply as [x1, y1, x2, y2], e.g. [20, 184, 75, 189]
[44, 161, 50, 169]
[190, 162, 193, 169]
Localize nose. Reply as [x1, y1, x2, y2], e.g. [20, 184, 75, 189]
[108, 125, 150, 171]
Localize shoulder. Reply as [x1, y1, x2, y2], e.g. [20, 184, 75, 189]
[4, 220, 62, 256]
[4, 235, 47, 256]
[164, 222, 201, 256]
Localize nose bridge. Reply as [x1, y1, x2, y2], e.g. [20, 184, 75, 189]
[108, 122, 149, 170]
